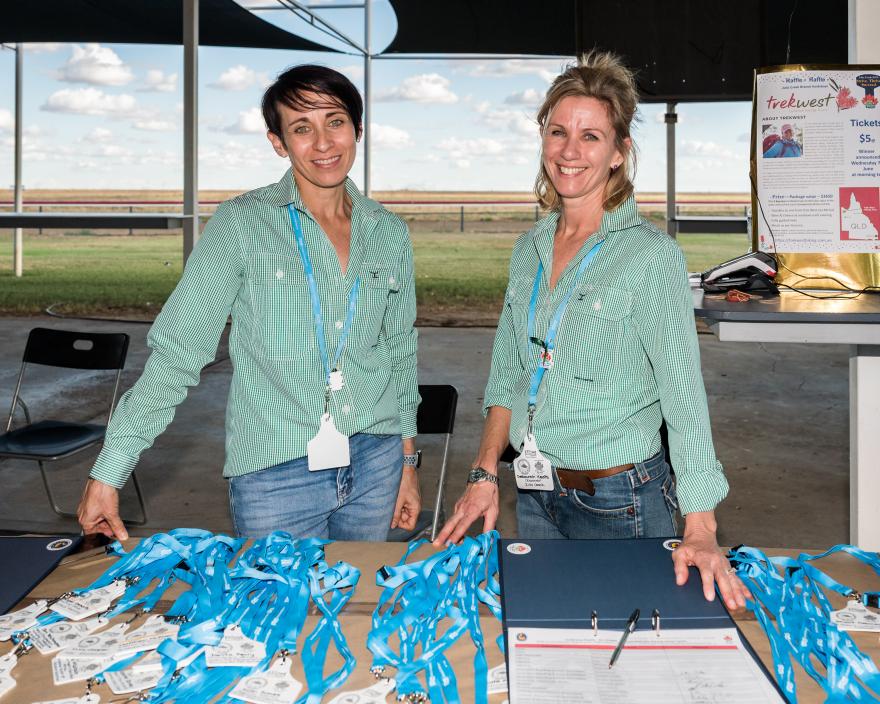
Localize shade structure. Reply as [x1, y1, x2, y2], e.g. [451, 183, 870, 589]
[1, 0, 336, 51]
[384, 0, 848, 102]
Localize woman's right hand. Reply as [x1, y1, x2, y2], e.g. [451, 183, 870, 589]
[432, 478, 499, 546]
[77, 478, 129, 540]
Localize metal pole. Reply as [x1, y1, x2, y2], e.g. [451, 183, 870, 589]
[183, 0, 199, 259]
[363, 0, 371, 196]
[13, 44, 23, 277]
[665, 102, 677, 239]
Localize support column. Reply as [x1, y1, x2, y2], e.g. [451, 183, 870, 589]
[13, 45, 23, 277]
[849, 345, 880, 550]
[183, 0, 199, 259]
[849, 0, 880, 63]
[363, 0, 372, 197]
[665, 102, 677, 239]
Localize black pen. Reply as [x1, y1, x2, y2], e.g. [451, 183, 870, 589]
[608, 608, 640, 669]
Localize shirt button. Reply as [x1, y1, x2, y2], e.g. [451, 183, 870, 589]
[389, 276, 396, 286]
[594, 300, 602, 311]
[342, 404, 351, 414]
[276, 269, 284, 279]
[335, 320, 343, 329]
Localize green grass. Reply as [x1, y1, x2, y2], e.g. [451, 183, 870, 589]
[0, 231, 749, 317]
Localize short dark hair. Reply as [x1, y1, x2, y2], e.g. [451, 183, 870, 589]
[261, 65, 363, 141]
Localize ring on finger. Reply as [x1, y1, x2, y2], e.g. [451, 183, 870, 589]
[725, 567, 736, 576]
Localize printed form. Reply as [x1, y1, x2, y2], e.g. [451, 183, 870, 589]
[508, 627, 784, 703]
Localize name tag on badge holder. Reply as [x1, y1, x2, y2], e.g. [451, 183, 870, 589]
[513, 434, 554, 491]
[540, 347, 554, 369]
[307, 414, 350, 472]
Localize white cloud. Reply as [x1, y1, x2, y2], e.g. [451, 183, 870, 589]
[140, 70, 177, 93]
[437, 137, 506, 160]
[42, 88, 137, 116]
[0, 109, 13, 132]
[454, 159, 471, 169]
[224, 107, 265, 134]
[22, 43, 62, 53]
[453, 59, 564, 84]
[504, 88, 543, 106]
[679, 139, 740, 160]
[210, 65, 268, 91]
[95, 144, 133, 158]
[737, 132, 750, 142]
[133, 119, 177, 132]
[370, 124, 413, 150]
[376, 74, 458, 104]
[57, 44, 134, 86]
[85, 127, 113, 142]
[475, 103, 537, 138]
[201, 140, 271, 169]
[338, 64, 364, 82]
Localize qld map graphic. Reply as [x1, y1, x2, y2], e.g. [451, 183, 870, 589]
[840, 187, 880, 240]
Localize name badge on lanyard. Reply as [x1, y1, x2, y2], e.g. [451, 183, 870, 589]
[287, 205, 360, 471]
[513, 238, 603, 490]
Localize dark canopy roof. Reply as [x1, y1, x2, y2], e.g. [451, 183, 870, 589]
[2, 0, 336, 51]
[385, 0, 848, 102]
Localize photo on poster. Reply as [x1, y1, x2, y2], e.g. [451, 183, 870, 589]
[762, 123, 804, 158]
[839, 186, 880, 240]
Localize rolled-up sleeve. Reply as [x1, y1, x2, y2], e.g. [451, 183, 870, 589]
[90, 202, 245, 488]
[631, 242, 729, 514]
[382, 229, 419, 439]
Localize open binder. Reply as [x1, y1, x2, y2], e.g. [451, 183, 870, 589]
[498, 537, 785, 703]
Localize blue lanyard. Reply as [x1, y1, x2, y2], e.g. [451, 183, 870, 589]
[729, 544, 880, 702]
[286, 204, 360, 388]
[526, 239, 603, 413]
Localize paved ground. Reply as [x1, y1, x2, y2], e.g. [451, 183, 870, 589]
[0, 316, 850, 548]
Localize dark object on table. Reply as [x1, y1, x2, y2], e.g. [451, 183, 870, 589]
[0, 534, 82, 614]
[701, 252, 779, 295]
[0, 327, 147, 524]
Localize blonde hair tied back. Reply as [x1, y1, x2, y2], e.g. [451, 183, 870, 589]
[534, 49, 640, 212]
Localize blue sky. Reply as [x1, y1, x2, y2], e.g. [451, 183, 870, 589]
[0, 1, 753, 193]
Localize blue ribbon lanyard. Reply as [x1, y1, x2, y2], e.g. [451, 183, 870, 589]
[729, 544, 880, 703]
[286, 204, 360, 409]
[525, 239, 603, 432]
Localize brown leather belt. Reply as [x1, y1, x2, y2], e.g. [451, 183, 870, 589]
[555, 464, 634, 496]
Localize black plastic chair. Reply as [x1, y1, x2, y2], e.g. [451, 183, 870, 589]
[387, 384, 458, 543]
[0, 328, 147, 524]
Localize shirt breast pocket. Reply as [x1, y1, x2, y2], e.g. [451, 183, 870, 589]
[563, 285, 634, 381]
[505, 277, 533, 368]
[352, 262, 400, 348]
[248, 253, 313, 361]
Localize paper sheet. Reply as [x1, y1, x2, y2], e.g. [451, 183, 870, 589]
[507, 627, 784, 704]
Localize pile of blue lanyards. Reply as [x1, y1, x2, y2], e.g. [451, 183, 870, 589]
[13, 529, 360, 703]
[367, 531, 503, 704]
[729, 544, 880, 704]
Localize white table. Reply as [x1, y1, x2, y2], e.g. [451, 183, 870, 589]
[694, 288, 880, 550]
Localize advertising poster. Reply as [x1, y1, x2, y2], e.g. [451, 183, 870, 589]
[751, 65, 880, 290]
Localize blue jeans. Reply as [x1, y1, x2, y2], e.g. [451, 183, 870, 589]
[228, 433, 402, 540]
[516, 450, 679, 539]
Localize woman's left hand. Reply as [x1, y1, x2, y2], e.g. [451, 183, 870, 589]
[672, 511, 751, 611]
[391, 466, 421, 531]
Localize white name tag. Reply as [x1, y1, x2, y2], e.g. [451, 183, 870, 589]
[30, 617, 108, 655]
[205, 624, 266, 668]
[229, 657, 303, 704]
[307, 414, 350, 472]
[512, 434, 554, 491]
[51, 656, 106, 685]
[0, 653, 17, 678]
[326, 676, 396, 704]
[830, 600, 880, 632]
[117, 614, 179, 657]
[487, 663, 507, 695]
[0, 600, 47, 640]
[50, 582, 126, 621]
[60, 623, 129, 661]
[105, 663, 163, 695]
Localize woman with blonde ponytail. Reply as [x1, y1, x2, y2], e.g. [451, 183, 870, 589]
[437, 51, 748, 612]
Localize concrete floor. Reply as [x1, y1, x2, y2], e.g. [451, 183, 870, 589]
[0, 316, 850, 548]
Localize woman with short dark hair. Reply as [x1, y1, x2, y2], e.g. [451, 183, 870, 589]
[77, 65, 421, 541]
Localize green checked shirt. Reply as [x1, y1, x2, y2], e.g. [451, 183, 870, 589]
[484, 196, 728, 515]
[91, 169, 419, 490]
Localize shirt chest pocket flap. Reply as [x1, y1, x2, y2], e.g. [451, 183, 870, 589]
[573, 285, 633, 321]
[354, 262, 400, 347]
[248, 253, 313, 359]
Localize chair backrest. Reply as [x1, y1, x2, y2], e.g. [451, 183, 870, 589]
[23, 328, 129, 371]
[416, 384, 457, 435]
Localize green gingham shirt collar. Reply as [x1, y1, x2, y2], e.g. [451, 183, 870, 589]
[257, 168, 383, 220]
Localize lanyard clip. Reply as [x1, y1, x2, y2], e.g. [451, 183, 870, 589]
[527, 405, 536, 436]
[849, 590, 863, 602]
[324, 386, 331, 416]
[12, 639, 32, 658]
[47, 590, 75, 607]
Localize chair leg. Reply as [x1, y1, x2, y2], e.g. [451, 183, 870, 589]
[38, 460, 78, 520]
[128, 470, 149, 525]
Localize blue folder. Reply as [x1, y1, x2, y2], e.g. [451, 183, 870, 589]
[498, 537, 782, 695]
[0, 534, 82, 614]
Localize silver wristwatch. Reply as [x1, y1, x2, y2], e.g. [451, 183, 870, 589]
[403, 451, 421, 469]
[467, 467, 499, 485]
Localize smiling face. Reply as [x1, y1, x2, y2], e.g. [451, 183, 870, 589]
[541, 95, 628, 210]
[267, 91, 357, 192]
